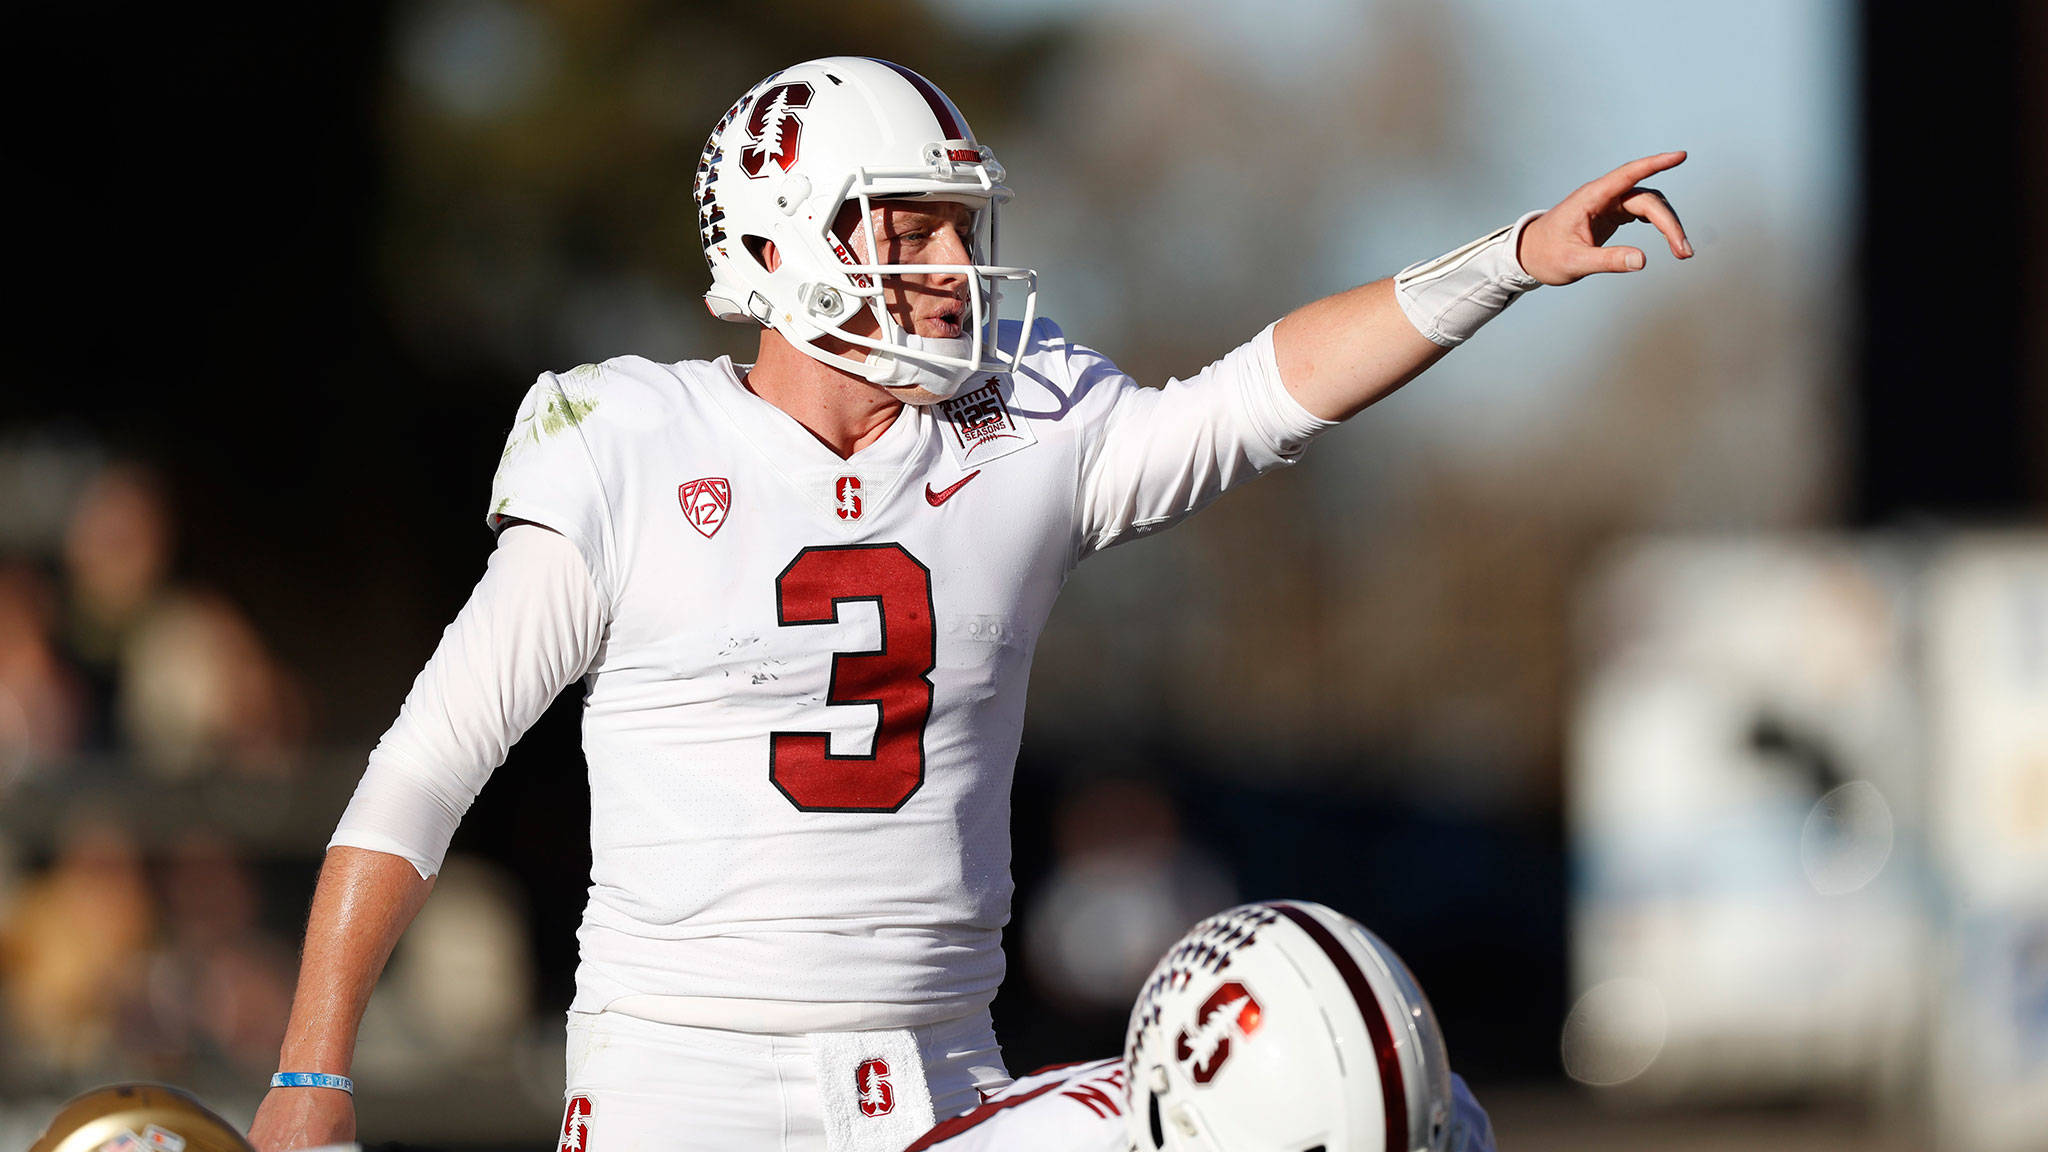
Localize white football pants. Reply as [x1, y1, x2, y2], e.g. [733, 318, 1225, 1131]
[560, 1009, 1010, 1152]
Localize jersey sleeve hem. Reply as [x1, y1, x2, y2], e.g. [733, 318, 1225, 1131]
[1241, 321, 1341, 459]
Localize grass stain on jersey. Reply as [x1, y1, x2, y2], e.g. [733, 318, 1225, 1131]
[500, 371, 600, 463]
[543, 392, 598, 432]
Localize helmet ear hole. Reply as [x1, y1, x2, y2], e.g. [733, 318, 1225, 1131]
[1147, 1090, 1166, 1149]
[742, 235, 776, 273]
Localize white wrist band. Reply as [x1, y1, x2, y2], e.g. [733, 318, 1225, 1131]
[1393, 210, 1544, 347]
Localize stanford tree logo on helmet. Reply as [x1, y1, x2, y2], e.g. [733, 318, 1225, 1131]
[1173, 980, 1266, 1085]
[740, 82, 814, 178]
[1126, 901, 1461, 1152]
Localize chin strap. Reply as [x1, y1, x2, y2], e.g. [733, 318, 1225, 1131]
[862, 332, 978, 400]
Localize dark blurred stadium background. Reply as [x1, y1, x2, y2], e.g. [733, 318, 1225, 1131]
[3, 1, 2042, 1149]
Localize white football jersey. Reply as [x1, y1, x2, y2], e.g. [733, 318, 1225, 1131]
[479, 317, 1324, 1030]
[903, 1061, 1498, 1152]
[905, 1059, 1130, 1152]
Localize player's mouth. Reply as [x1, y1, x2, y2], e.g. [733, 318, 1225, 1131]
[925, 307, 966, 339]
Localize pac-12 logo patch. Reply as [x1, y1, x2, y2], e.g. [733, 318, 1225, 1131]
[1174, 981, 1263, 1085]
[741, 82, 814, 178]
[856, 1058, 895, 1117]
[834, 474, 864, 521]
[558, 1094, 594, 1151]
[679, 477, 732, 538]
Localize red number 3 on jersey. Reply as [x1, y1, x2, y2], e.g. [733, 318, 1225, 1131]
[770, 544, 936, 811]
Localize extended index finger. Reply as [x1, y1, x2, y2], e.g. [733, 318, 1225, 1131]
[1583, 150, 1688, 204]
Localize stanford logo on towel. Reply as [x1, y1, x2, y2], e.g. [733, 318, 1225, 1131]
[835, 474, 864, 521]
[856, 1058, 895, 1117]
[558, 1094, 594, 1151]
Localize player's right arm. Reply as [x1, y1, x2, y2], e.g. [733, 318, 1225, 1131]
[250, 521, 606, 1150]
[1064, 154, 1691, 555]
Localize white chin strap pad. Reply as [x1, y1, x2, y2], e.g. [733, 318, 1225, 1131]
[862, 333, 978, 400]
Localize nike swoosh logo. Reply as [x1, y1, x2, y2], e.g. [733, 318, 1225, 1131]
[925, 470, 982, 506]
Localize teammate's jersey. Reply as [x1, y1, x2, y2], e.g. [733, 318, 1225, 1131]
[905, 1059, 1130, 1152]
[903, 1060, 1497, 1152]
[456, 317, 1322, 1029]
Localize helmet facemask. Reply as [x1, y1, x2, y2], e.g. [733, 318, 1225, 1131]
[787, 167, 1038, 404]
[696, 59, 1039, 406]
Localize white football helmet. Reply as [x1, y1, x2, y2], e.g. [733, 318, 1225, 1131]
[1125, 901, 1457, 1152]
[693, 57, 1038, 403]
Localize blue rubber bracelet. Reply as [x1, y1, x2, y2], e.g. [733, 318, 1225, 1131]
[271, 1072, 354, 1094]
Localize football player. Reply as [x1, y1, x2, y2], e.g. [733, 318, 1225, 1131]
[905, 901, 1493, 1152]
[250, 57, 1687, 1151]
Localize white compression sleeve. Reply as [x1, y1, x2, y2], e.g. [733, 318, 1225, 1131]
[329, 524, 605, 878]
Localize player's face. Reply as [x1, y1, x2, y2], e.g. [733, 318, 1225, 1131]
[836, 199, 976, 341]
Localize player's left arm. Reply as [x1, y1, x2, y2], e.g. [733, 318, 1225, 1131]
[1275, 151, 1692, 422]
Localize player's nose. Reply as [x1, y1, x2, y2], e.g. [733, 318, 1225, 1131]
[929, 224, 972, 271]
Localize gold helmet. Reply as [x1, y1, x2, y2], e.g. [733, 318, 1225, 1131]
[31, 1083, 255, 1152]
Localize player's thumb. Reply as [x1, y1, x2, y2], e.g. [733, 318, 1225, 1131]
[1587, 245, 1647, 275]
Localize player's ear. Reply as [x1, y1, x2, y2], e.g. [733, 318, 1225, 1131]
[740, 235, 781, 274]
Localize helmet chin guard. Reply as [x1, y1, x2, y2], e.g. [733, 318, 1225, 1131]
[694, 58, 1039, 404]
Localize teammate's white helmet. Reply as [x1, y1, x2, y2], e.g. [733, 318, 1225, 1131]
[1124, 901, 1457, 1152]
[693, 57, 1038, 404]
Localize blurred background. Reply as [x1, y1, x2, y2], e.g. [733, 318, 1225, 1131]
[3, 0, 2043, 1149]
